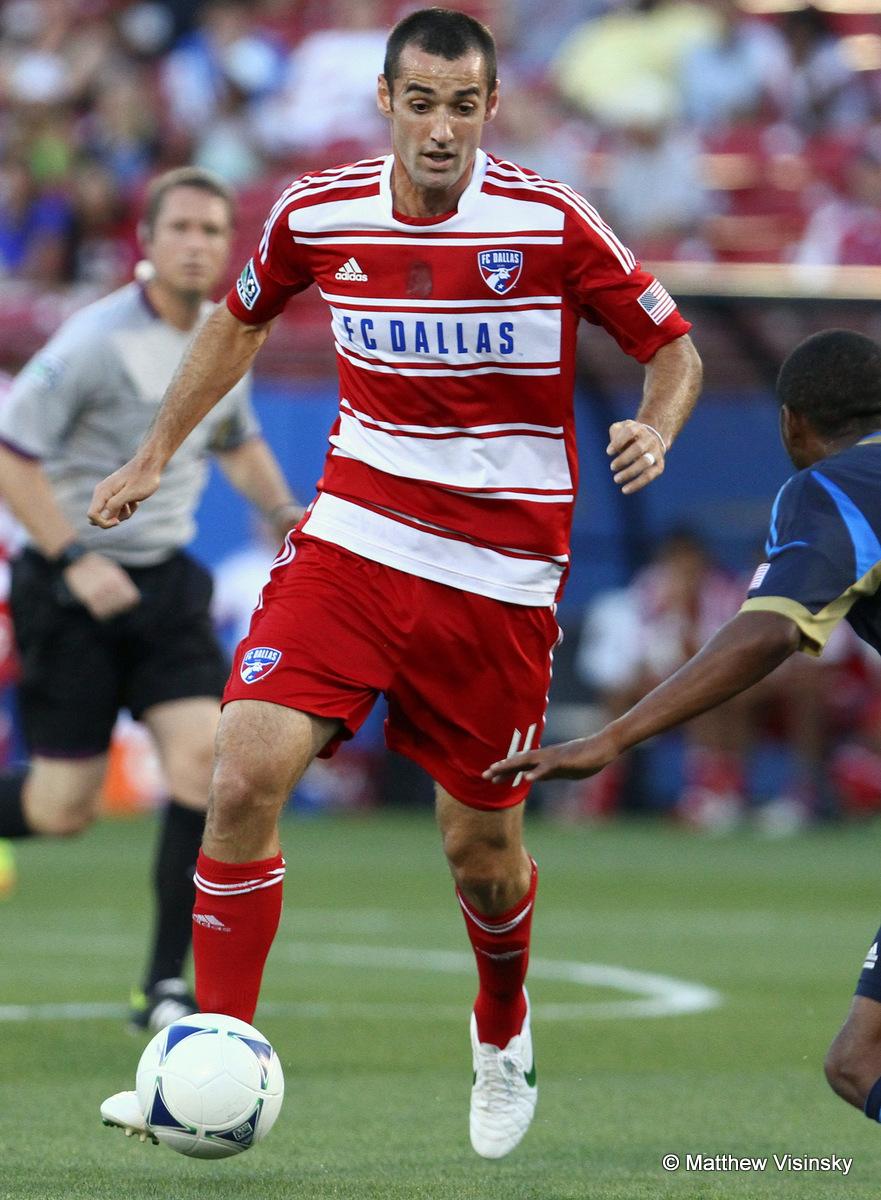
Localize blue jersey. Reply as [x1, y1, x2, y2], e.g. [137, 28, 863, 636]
[742, 433, 881, 656]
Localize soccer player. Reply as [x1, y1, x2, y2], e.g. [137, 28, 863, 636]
[92, 10, 701, 1157]
[0, 167, 302, 1032]
[487, 328, 881, 1130]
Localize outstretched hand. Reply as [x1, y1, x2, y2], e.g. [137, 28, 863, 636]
[483, 732, 619, 784]
[88, 458, 162, 528]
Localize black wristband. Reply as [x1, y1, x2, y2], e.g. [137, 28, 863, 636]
[53, 540, 90, 570]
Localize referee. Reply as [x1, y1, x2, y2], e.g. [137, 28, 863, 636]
[0, 167, 301, 1031]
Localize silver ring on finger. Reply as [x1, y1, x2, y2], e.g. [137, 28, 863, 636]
[643, 451, 656, 467]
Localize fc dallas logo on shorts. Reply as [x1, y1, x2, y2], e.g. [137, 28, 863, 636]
[478, 249, 523, 295]
[240, 646, 282, 684]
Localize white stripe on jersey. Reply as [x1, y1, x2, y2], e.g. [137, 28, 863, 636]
[301, 493, 565, 606]
[261, 167, 380, 256]
[485, 161, 636, 272]
[447, 489, 573, 503]
[294, 234, 562, 247]
[339, 400, 564, 439]
[259, 162, 384, 261]
[331, 404, 573, 493]
[330, 305, 561, 372]
[319, 291, 561, 310]
[335, 344, 560, 378]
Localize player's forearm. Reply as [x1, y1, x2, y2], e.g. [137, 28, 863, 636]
[637, 334, 702, 451]
[137, 306, 273, 472]
[605, 610, 800, 755]
[215, 437, 299, 517]
[0, 444, 79, 556]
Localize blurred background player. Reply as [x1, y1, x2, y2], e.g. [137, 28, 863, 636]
[0, 166, 302, 1031]
[91, 8, 701, 1159]
[0, 369, 23, 897]
[487, 329, 881, 1130]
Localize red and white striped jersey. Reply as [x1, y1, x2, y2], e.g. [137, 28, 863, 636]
[227, 150, 691, 606]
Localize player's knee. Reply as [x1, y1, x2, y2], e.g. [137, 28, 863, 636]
[24, 759, 106, 836]
[26, 796, 97, 836]
[209, 758, 283, 831]
[444, 837, 519, 912]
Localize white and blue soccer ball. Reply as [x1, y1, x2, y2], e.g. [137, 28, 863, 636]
[135, 1012, 284, 1159]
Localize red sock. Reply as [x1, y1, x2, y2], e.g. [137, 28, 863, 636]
[192, 850, 285, 1023]
[457, 858, 537, 1048]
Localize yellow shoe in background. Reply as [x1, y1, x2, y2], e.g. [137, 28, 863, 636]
[0, 839, 16, 897]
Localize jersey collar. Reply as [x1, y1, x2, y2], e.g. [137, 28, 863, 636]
[380, 149, 488, 228]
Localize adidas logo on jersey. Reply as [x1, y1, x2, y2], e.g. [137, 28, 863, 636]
[864, 942, 879, 970]
[335, 257, 368, 282]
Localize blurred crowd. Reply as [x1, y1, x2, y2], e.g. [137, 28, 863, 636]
[1, 0, 880, 296]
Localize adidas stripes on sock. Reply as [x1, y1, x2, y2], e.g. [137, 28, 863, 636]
[458, 858, 538, 1048]
[143, 800, 206, 992]
[192, 850, 286, 1023]
[0, 768, 32, 838]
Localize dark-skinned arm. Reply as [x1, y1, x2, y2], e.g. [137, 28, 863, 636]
[484, 609, 802, 783]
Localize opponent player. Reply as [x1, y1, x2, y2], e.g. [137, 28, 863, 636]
[0, 167, 302, 1031]
[488, 328, 881, 1129]
[92, 9, 701, 1156]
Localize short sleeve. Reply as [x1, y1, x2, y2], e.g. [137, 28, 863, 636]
[563, 206, 691, 363]
[0, 323, 97, 459]
[226, 185, 316, 325]
[741, 470, 875, 655]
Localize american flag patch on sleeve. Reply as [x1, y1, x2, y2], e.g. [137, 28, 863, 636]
[637, 280, 676, 325]
[749, 562, 771, 590]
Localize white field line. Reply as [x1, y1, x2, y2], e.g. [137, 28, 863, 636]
[0, 939, 721, 1023]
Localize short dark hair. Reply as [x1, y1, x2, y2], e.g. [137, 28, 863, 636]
[776, 330, 881, 437]
[384, 7, 497, 97]
[143, 167, 234, 236]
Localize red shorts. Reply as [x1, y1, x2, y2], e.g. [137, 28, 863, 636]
[223, 534, 561, 810]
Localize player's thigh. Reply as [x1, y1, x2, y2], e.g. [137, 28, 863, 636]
[388, 586, 560, 810]
[141, 696, 220, 811]
[24, 754, 109, 835]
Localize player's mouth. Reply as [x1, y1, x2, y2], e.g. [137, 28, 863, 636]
[423, 151, 456, 170]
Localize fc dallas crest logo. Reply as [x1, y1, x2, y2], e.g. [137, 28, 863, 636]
[478, 249, 523, 295]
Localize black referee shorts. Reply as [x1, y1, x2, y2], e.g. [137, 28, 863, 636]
[10, 548, 229, 758]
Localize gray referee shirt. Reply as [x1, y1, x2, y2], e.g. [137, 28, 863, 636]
[0, 283, 260, 567]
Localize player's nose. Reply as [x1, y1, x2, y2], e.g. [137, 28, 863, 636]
[430, 114, 454, 143]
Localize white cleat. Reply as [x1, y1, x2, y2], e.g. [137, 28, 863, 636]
[100, 1090, 158, 1144]
[469, 992, 537, 1159]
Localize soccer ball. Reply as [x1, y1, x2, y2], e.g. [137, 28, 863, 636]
[135, 1012, 284, 1158]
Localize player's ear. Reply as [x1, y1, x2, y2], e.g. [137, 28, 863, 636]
[484, 80, 500, 124]
[377, 74, 393, 118]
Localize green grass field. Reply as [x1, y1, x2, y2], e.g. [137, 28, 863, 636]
[1, 810, 880, 1199]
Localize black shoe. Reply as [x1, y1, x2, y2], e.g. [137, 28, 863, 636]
[128, 978, 198, 1033]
